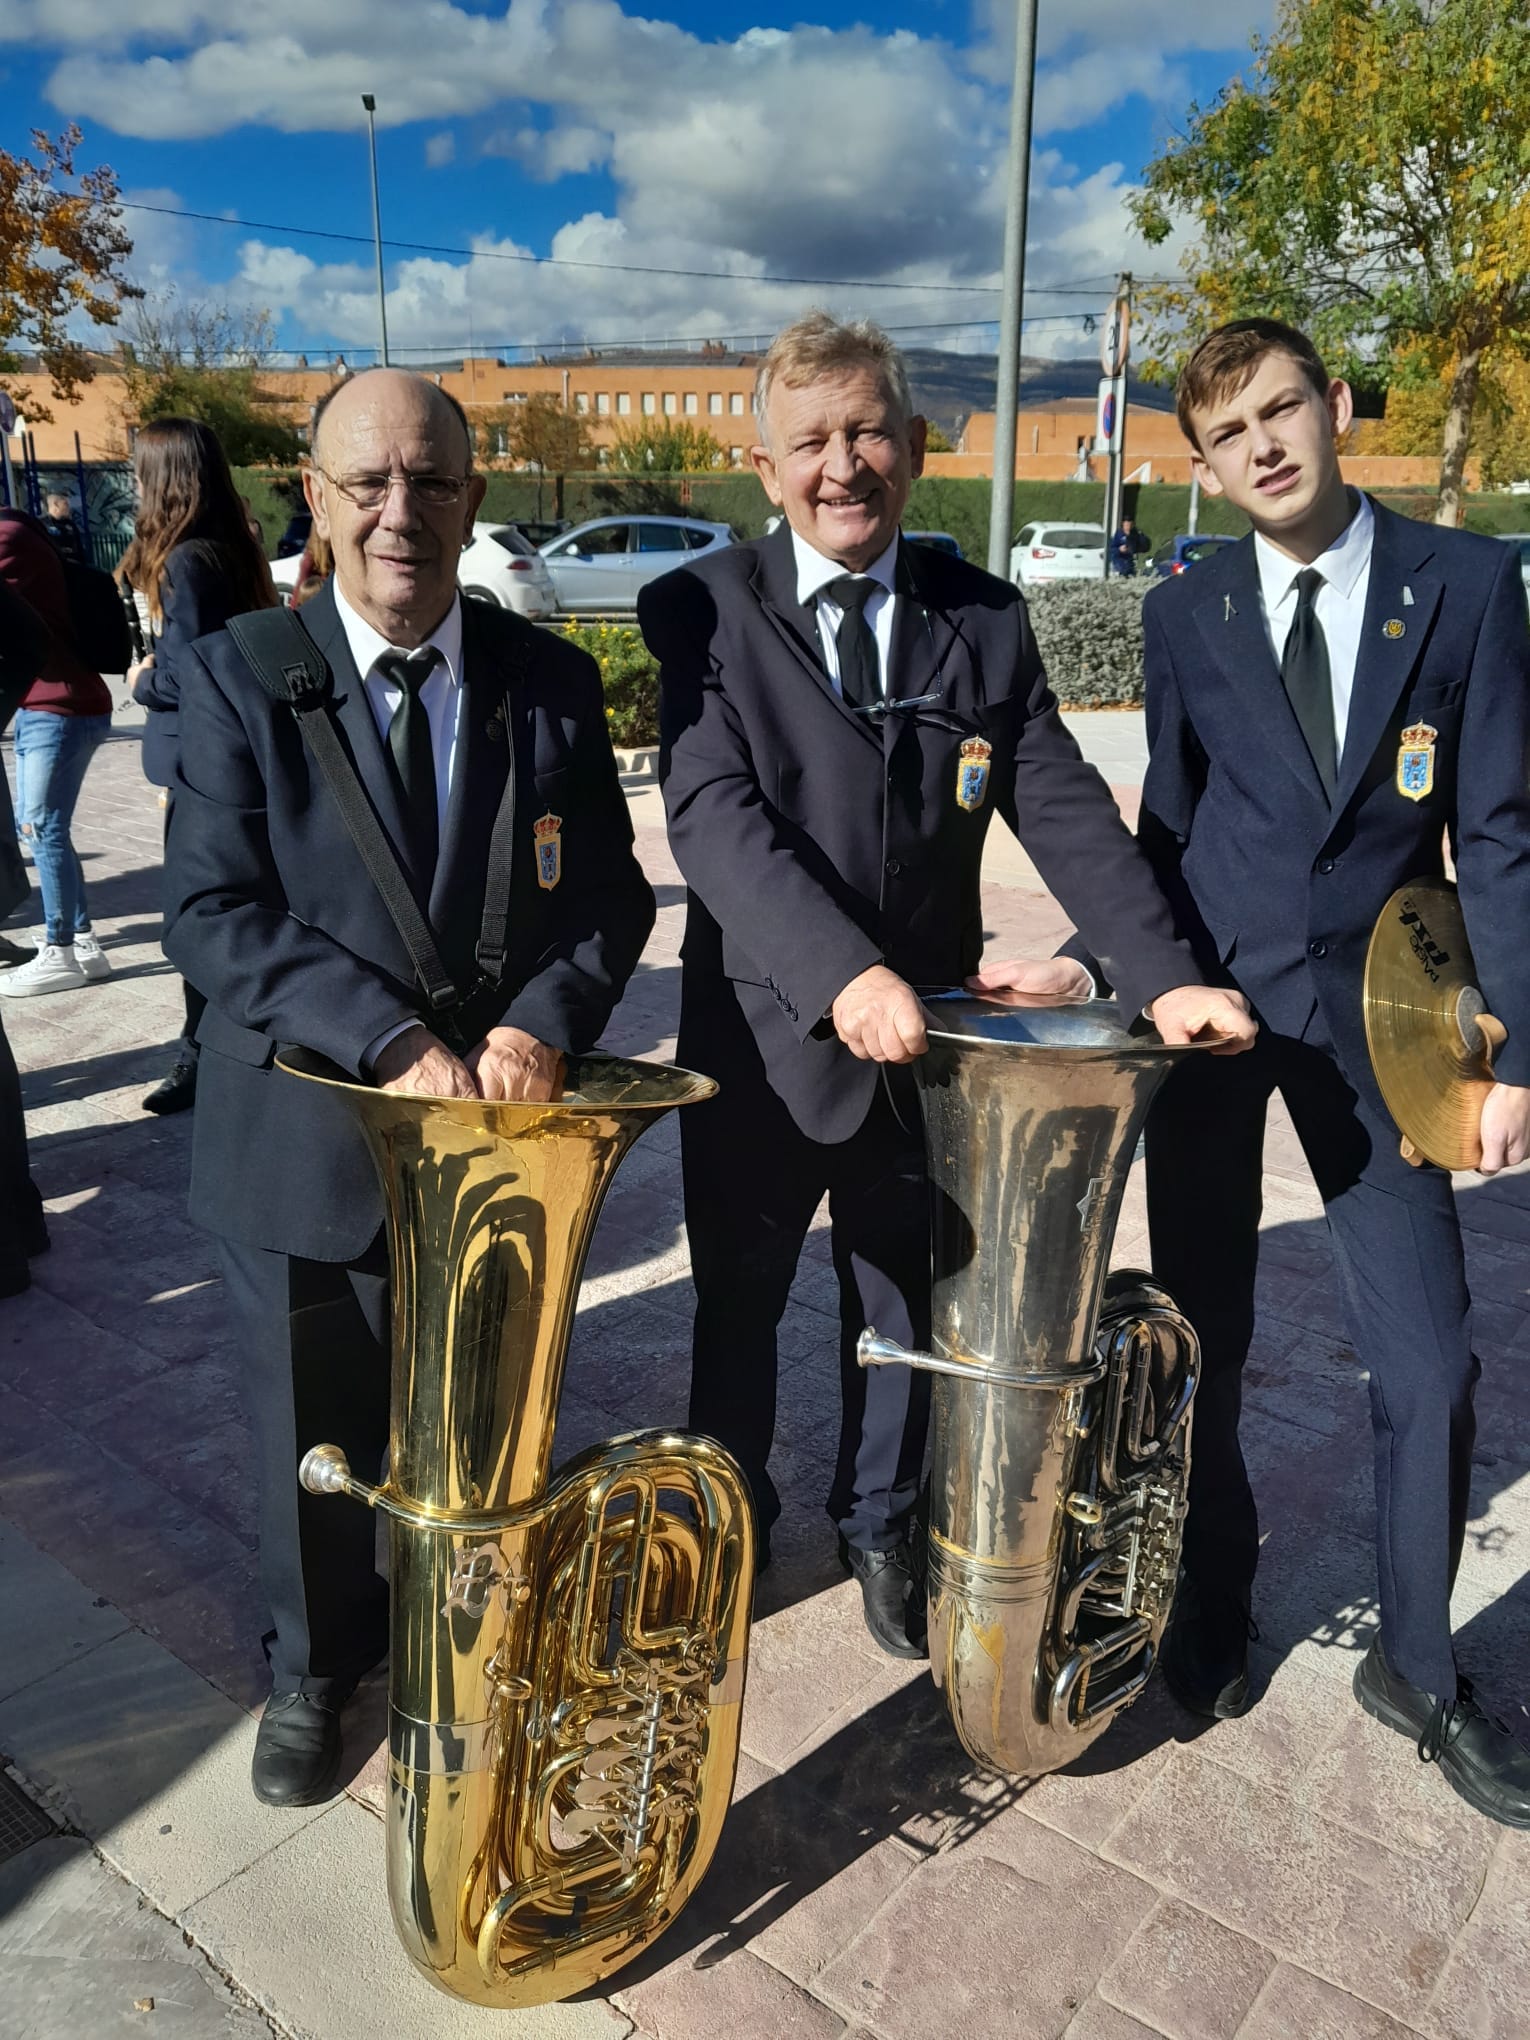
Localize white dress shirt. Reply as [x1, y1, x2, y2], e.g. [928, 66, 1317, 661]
[791, 527, 900, 698]
[332, 584, 466, 1073]
[333, 579, 465, 825]
[1253, 490, 1375, 757]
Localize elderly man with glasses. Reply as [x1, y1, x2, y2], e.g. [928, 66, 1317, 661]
[164, 369, 654, 1807]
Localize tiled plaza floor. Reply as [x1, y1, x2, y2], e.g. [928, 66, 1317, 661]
[0, 721, 1526, 2039]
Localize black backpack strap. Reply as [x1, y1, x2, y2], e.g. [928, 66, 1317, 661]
[225, 606, 461, 1019]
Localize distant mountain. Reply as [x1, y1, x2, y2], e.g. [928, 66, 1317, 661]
[903, 349, 1177, 437]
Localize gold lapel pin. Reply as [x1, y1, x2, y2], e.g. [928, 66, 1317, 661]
[1383, 618, 1406, 640]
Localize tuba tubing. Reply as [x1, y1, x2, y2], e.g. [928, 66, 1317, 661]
[280, 1049, 754, 2008]
[857, 995, 1205, 1777]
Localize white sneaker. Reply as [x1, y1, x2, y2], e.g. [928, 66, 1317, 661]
[0, 943, 89, 996]
[73, 932, 111, 980]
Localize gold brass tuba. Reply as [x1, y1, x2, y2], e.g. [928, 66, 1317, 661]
[859, 995, 1203, 1776]
[280, 1049, 754, 2007]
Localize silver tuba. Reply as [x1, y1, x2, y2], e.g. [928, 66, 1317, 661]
[859, 995, 1204, 1776]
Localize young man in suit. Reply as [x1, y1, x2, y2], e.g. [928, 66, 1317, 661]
[165, 370, 654, 1806]
[1049, 317, 1530, 1824]
[639, 312, 1253, 1658]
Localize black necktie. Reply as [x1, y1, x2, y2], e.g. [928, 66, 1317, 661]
[1281, 568, 1337, 797]
[375, 645, 441, 870]
[824, 575, 881, 710]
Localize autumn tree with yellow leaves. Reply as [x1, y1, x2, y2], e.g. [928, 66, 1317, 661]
[1132, 0, 1530, 525]
[1, 125, 137, 421]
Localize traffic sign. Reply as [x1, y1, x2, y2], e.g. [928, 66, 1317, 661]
[1095, 376, 1124, 454]
[1099, 295, 1131, 378]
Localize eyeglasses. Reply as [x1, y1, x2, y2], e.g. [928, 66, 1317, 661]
[315, 467, 472, 509]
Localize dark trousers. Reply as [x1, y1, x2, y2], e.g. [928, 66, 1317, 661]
[0, 1011, 43, 1281]
[164, 801, 205, 1056]
[1146, 1028, 1477, 1696]
[219, 1233, 392, 1696]
[682, 1071, 931, 1553]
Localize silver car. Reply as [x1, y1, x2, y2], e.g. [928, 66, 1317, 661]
[539, 516, 735, 612]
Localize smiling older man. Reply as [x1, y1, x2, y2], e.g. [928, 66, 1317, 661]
[164, 369, 654, 1807]
[637, 311, 1253, 1657]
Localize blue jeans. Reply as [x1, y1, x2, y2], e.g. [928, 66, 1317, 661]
[13, 710, 110, 946]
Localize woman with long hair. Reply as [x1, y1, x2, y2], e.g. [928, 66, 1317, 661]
[121, 416, 277, 1114]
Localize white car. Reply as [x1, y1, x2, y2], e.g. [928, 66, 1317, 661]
[267, 521, 558, 620]
[1009, 521, 1107, 588]
[540, 516, 736, 612]
[458, 522, 558, 619]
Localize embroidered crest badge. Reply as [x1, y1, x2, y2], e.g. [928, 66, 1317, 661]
[1396, 723, 1438, 802]
[956, 737, 993, 812]
[533, 812, 563, 889]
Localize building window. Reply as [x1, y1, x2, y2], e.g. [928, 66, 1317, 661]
[641, 392, 656, 416]
[683, 392, 698, 415]
[663, 392, 678, 416]
[574, 392, 590, 413]
[729, 392, 745, 416]
[502, 390, 528, 403]
[595, 392, 610, 414]
[617, 392, 631, 415]
[708, 392, 724, 415]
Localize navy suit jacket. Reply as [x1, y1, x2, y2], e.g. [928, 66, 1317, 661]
[164, 581, 655, 1260]
[1129, 499, 1530, 1103]
[133, 542, 254, 788]
[642, 527, 1199, 1141]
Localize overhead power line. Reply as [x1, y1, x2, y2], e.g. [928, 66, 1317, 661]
[116, 199, 1175, 298]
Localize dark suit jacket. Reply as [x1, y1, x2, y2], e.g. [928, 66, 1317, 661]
[164, 582, 655, 1260]
[1127, 499, 1530, 1102]
[641, 527, 1199, 1141]
[133, 542, 255, 787]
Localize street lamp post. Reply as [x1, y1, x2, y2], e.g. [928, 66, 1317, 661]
[986, 0, 1041, 582]
[361, 94, 390, 367]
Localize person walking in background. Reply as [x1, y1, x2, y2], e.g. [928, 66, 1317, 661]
[120, 418, 278, 1115]
[40, 491, 85, 567]
[1110, 515, 1150, 577]
[0, 579, 54, 1290]
[0, 509, 113, 998]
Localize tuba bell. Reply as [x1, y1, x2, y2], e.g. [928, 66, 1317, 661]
[280, 1049, 754, 2007]
[859, 995, 1203, 1776]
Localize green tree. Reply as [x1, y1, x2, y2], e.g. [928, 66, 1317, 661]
[1, 124, 138, 419]
[120, 294, 301, 464]
[609, 420, 725, 473]
[1132, 0, 1530, 524]
[1372, 348, 1530, 486]
[923, 421, 954, 453]
[483, 393, 595, 518]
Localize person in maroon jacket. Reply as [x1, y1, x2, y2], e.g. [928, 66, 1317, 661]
[0, 510, 113, 997]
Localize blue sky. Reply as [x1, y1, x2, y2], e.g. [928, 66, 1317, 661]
[1, 1, 1274, 364]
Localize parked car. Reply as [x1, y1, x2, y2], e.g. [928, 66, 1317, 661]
[905, 529, 963, 557]
[267, 521, 558, 619]
[459, 521, 558, 618]
[1497, 533, 1530, 601]
[539, 516, 735, 611]
[1147, 533, 1239, 578]
[1008, 521, 1106, 588]
[506, 518, 572, 549]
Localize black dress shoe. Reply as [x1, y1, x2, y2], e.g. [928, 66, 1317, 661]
[0, 935, 36, 967]
[251, 1691, 345, 1806]
[1354, 1640, 1530, 1828]
[1161, 1574, 1256, 1719]
[838, 1534, 927, 1660]
[142, 1056, 198, 1116]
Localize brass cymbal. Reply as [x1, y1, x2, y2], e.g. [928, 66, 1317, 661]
[1363, 879, 1506, 1170]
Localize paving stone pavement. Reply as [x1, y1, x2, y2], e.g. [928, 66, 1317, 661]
[0, 716, 1527, 2040]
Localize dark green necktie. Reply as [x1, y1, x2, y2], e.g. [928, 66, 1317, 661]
[375, 645, 441, 869]
[824, 575, 881, 710]
[1281, 568, 1337, 797]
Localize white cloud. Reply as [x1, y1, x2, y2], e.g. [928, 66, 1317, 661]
[10, 2, 1265, 364]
